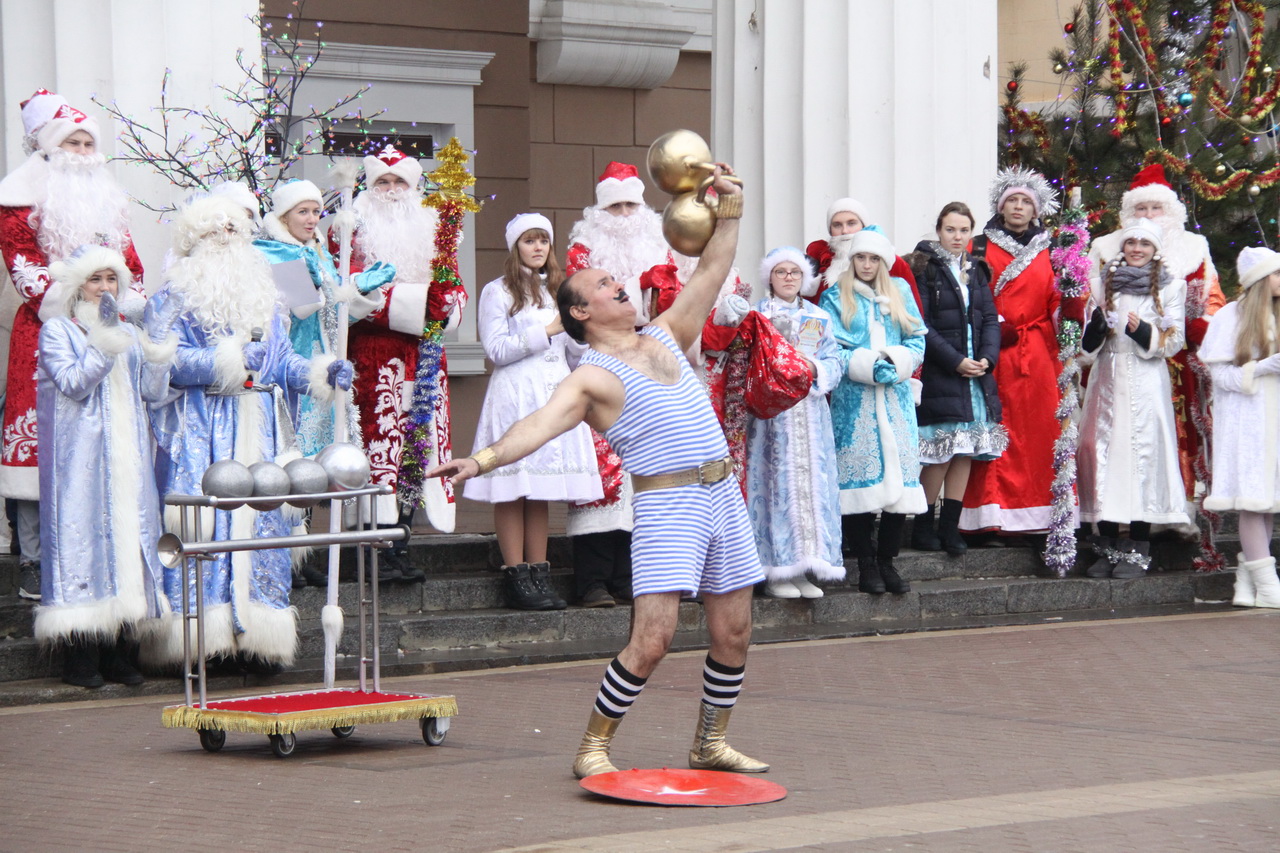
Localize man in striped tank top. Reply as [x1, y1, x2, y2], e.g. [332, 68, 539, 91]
[430, 166, 784, 778]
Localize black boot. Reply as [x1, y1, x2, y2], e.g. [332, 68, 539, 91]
[503, 563, 558, 610]
[100, 637, 145, 686]
[911, 503, 942, 551]
[528, 561, 568, 610]
[877, 513, 911, 594]
[937, 498, 967, 556]
[62, 637, 104, 689]
[857, 556, 885, 594]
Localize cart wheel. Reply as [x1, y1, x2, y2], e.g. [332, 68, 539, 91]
[421, 716, 447, 746]
[269, 733, 297, 758]
[332, 725, 356, 739]
[198, 728, 226, 753]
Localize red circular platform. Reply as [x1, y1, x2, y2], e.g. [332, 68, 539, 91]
[579, 768, 787, 807]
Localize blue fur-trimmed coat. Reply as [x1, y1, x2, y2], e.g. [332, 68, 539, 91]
[821, 278, 928, 516]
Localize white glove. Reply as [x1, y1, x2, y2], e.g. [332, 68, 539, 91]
[1255, 352, 1280, 375]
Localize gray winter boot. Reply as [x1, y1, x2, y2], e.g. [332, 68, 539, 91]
[1110, 539, 1151, 579]
[1084, 536, 1116, 578]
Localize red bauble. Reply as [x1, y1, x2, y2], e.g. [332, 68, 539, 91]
[1007, 80, 1019, 93]
[1065, 22, 1075, 34]
[1161, 116, 1172, 126]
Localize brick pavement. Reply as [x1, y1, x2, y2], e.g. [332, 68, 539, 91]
[1, 610, 1277, 852]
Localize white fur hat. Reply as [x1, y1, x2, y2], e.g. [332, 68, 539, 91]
[1119, 218, 1164, 252]
[21, 89, 100, 154]
[42, 245, 132, 322]
[826, 197, 872, 231]
[269, 179, 323, 219]
[760, 246, 818, 298]
[848, 226, 896, 268]
[363, 144, 423, 186]
[595, 161, 646, 209]
[210, 181, 261, 221]
[1237, 245, 1280, 291]
[173, 195, 255, 257]
[505, 213, 554, 251]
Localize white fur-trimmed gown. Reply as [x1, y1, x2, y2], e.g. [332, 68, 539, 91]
[464, 278, 602, 504]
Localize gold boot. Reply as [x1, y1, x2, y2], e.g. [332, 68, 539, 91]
[688, 701, 769, 773]
[573, 709, 622, 778]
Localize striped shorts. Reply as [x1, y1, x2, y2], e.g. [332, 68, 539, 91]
[630, 476, 765, 596]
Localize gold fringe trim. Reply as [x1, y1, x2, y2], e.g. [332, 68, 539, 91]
[162, 695, 458, 735]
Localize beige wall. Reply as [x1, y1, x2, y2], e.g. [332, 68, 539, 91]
[998, 0, 1078, 103]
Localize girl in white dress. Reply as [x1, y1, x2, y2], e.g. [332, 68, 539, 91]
[466, 214, 602, 609]
[1077, 219, 1187, 577]
[1201, 246, 1280, 608]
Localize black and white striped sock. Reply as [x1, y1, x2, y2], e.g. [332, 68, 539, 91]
[702, 655, 745, 709]
[594, 657, 647, 719]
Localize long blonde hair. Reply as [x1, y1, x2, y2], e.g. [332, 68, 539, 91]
[837, 259, 920, 335]
[1234, 278, 1280, 366]
[501, 228, 564, 316]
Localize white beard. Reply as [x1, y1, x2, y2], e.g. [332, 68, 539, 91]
[33, 150, 131, 260]
[169, 232, 279, 335]
[352, 188, 437, 282]
[568, 205, 670, 284]
[824, 233, 856, 287]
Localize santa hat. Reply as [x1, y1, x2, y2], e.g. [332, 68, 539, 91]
[173, 195, 255, 257]
[22, 89, 100, 154]
[595, 162, 646, 209]
[1119, 163, 1188, 227]
[989, 166, 1059, 219]
[210, 181, 261, 221]
[41, 245, 133, 322]
[848, 226, 896, 268]
[760, 246, 818, 298]
[269, 179, 323, 219]
[1119, 218, 1164, 252]
[505, 213, 554, 251]
[363, 144, 423, 187]
[826, 197, 872, 231]
[1237, 246, 1280, 291]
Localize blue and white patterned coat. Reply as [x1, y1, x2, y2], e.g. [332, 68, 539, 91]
[821, 277, 928, 515]
[745, 297, 845, 581]
[35, 314, 173, 643]
[141, 287, 335, 667]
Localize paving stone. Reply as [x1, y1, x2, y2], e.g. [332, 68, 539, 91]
[1007, 578, 1110, 613]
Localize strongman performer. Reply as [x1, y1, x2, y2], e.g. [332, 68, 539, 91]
[429, 166, 773, 778]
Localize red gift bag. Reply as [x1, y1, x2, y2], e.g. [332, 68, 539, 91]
[741, 313, 813, 420]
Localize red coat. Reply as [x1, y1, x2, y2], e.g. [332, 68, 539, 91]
[0, 206, 143, 499]
[960, 239, 1064, 532]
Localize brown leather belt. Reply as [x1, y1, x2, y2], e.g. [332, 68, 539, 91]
[631, 457, 734, 493]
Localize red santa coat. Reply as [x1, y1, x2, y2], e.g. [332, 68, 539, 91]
[0, 205, 143, 499]
[960, 237, 1065, 533]
[333, 229, 464, 531]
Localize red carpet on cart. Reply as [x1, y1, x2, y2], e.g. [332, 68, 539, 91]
[202, 689, 430, 713]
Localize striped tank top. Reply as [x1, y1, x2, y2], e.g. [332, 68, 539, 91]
[578, 325, 728, 477]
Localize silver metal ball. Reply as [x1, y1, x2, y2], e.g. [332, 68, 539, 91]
[315, 442, 371, 491]
[247, 461, 292, 511]
[201, 460, 254, 503]
[283, 456, 331, 507]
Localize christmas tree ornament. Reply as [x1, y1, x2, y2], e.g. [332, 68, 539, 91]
[1054, 62, 1065, 74]
[1177, 92, 1194, 108]
[1007, 80, 1019, 93]
[1216, 163, 1227, 176]
[1266, 66, 1274, 76]
[1161, 116, 1173, 126]
[1249, 184, 1261, 197]
[1064, 22, 1075, 34]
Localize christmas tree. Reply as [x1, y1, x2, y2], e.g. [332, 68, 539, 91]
[1001, 0, 1280, 288]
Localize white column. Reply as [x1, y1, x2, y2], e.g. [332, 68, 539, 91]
[713, 0, 998, 291]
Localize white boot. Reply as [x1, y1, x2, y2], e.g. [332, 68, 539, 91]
[1244, 556, 1280, 609]
[791, 575, 825, 599]
[764, 579, 801, 599]
[1233, 553, 1256, 607]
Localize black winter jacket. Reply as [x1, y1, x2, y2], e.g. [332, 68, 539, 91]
[907, 241, 1003, 426]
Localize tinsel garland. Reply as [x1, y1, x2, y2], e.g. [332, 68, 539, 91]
[397, 319, 446, 508]
[1145, 148, 1280, 201]
[1043, 203, 1091, 577]
[1187, 352, 1227, 571]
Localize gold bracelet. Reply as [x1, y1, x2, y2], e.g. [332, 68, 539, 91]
[469, 446, 499, 475]
[714, 192, 743, 220]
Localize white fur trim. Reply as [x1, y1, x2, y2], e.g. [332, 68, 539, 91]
[233, 600, 300, 665]
[849, 230, 896, 267]
[138, 604, 237, 665]
[269, 179, 323, 224]
[505, 213, 554, 251]
[307, 354, 339, 403]
[212, 335, 249, 394]
[139, 332, 179, 365]
[765, 556, 846, 583]
[596, 176, 645, 209]
[363, 152, 423, 186]
[43, 247, 134, 322]
[1242, 361, 1258, 396]
[86, 323, 133, 357]
[0, 465, 41, 500]
[173, 196, 256, 257]
[826, 197, 871, 230]
[760, 247, 817, 298]
[1204, 495, 1280, 513]
[846, 348, 879, 384]
[387, 282, 429, 334]
[34, 596, 143, 643]
[38, 114, 101, 154]
[882, 345, 916, 382]
[909, 376, 923, 406]
[337, 282, 384, 321]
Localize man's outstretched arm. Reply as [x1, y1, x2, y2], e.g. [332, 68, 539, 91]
[427, 372, 594, 487]
[656, 166, 742, 352]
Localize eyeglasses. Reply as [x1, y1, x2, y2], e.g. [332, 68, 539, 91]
[773, 269, 803, 279]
